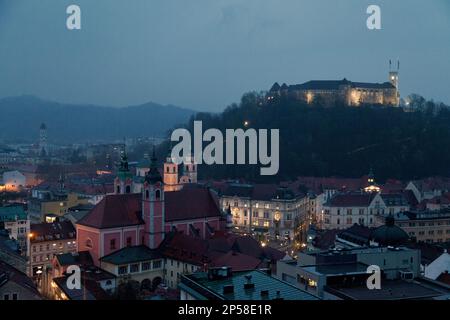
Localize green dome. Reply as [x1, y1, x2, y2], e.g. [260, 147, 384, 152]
[371, 215, 409, 246]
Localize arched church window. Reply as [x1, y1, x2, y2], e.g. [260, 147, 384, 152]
[155, 189, 161, 200]
[145, 190, 149, 199]
[125, 185, 131, 194]
[116, 186, 120, 194]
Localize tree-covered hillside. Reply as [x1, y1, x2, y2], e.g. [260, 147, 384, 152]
[171, 93, 450, 182]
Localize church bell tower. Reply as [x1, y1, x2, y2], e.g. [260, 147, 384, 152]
[114, 151, 133, 194]
[142, 148, 165, 249]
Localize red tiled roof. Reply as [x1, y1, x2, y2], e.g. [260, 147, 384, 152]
[77, 193, 143, 229]
[232, 236, 264, 258]
[0, 261, 41, 298]
[160, 232, 209, 265]
[427, 195, 450, 205]
[159, 232, 284, 268]
[284, 176, 366, 194]
[326, 193, 376, 207]
[165, 188, 222, 222]
[77, 188, 222, 229]
[412, 177, 450, 192]
[30, 221, 76, 243]
[403, 190, 419, 207]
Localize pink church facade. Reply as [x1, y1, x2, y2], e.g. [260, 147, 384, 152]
[76, 153, 226, 265]
[77, 224, 146, 265]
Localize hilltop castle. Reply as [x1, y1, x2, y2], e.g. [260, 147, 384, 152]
[268, 63, 400, 107]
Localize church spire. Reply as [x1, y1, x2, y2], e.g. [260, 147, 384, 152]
[119, 150, 129, 172]
[145, 145, 162, 184]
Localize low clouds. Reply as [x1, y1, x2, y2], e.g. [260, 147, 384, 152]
[0, 0, 448, 111]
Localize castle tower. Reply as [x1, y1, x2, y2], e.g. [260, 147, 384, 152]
[142, 148, 165, 249]
[39, 123, 48, 156]
[389, 60, 400, 106]
[114, 151, 133, 194]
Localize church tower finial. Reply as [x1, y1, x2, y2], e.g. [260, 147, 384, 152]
[145, 146, 162, 184]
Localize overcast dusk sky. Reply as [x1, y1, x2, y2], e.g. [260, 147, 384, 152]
[0, 0, 449, 111]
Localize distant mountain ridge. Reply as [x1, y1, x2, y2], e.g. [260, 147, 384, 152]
[0, 95, 196, 143]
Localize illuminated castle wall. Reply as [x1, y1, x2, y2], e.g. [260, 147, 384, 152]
[268, 69, 400, 107]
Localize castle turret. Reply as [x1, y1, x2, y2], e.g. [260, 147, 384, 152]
[142, 148, 165, 249]
[389, 60, 400, 106]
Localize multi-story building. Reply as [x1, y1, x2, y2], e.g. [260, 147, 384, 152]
[99, 246, 163, 291]
[405, 178, 450, 203]
[29, 221, 77, 278]
[391, 210, 450, 243]
[219, 182, 305, 240]
[0, 205, 29, 254]
[28, 189, 89, 223]
[179, 267, 319, 301]
[275, 244, 450, 300]
[0, 260, 42, 300]
[319, 192, 409, 230]
[1, 170, 26, 191]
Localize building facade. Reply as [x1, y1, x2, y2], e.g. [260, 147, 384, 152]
[219, 183, 305, 240]
[29, 221, 77, 278]
[0, 206, 29, 254]
[391, 210, 450, 243]
[319, 192, 409, 230]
